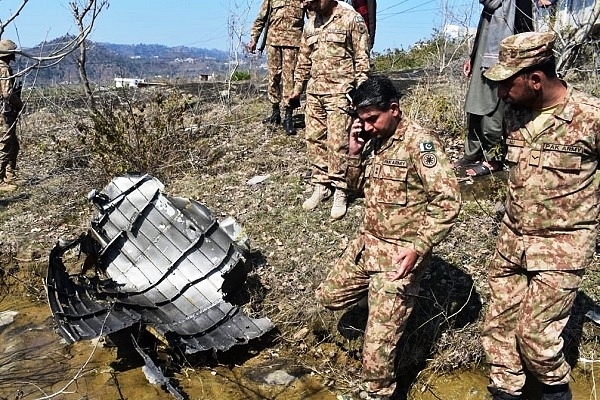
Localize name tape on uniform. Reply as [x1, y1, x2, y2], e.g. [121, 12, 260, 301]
[383, 159, 407, 167]
[542, 143, 584, 154]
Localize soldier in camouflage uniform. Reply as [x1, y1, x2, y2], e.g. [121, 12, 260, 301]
[248, 0, 305, 135]
[348, 0, 376, 50]
[481, 32, 600, 400]
[315, 76, 461, 399]
[0, 39, 22, 193]
[290, 0, 370, 220]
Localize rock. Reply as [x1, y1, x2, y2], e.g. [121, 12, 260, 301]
[263, 369, 296, 386]
[0, 310, 18, 328]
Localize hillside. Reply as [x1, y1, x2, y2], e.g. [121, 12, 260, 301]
[18, 36, 239, 87]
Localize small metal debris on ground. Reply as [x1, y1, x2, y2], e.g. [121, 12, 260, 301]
[585, 310, 600, 325]
[246, 174, 270, 186]
[132, 335, 185, 400]
[0, 311, 18, 329]
[46, 174, 273, 355]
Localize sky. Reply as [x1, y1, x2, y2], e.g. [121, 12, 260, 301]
[1, 0, 479, 54]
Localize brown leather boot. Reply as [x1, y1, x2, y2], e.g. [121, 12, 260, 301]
[4, 167, 16, 184]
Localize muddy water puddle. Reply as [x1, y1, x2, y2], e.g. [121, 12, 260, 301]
[1, 297, 598, 399]
[410, 369, 597, 400]
[0, 297, 335, 400]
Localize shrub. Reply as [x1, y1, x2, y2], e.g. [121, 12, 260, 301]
[75, 88, 205, 181]
[231, 70, 251, 81]
[403, 76, 466, 138]
[373, 33, 470, 73]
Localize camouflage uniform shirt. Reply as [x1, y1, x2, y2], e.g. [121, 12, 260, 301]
[250, 0, 305, 48]
[0, 57, 21, 184]
[0, 60, 18, 111]
[293, 2, 370, 95]
[347, 117, 461, 269]
[501, 84, 600, 271]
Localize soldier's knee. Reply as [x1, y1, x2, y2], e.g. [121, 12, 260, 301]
[315, 286, 335, 309]
[315, 286, 349, 310]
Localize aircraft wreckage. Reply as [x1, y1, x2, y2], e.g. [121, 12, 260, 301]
[46, 174, 273, 354]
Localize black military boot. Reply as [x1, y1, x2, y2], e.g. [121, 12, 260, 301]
[541, 384, 572, 400]
[262, 103, 281, 125]
[488, 387, 522, 400]
[282, 107, 296, 135]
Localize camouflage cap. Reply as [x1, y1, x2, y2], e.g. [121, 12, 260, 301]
[0, 39, 17, 54]
[484, 32, 556, 82]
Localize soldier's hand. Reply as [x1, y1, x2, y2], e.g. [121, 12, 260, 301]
[289, 92, 300, 105]
[348, 118, 366, 156]
[537, 0, 554, 7]
[463, 59, 472, 77]
[247, 40, 257, 54]
[388, 248, 419, 281]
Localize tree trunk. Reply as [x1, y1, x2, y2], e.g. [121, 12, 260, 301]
[555, 0, 600, 74]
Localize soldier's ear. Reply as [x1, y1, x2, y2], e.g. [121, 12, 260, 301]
[389, 102, 400, 117]
[528, 71, 544, 89]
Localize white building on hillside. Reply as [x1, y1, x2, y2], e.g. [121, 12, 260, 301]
[114, 78, 146, 88]
[443, 24, 478, 40]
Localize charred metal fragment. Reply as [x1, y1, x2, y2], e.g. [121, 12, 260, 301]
[131, 335, 184, 400]
[46, 174, 273, 354]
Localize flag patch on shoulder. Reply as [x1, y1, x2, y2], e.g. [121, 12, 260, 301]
[419, 142, 435, 152]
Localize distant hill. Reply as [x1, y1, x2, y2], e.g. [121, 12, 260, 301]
[19, 36, 233, 87]
[99, 42, 227, 60]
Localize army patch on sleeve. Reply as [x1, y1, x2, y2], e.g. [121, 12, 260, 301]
[419, 141, 435, 152]
[421, 153, 438, 168]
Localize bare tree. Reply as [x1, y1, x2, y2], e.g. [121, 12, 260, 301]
[226, 0, 256, 101]
[0, 0, 29, 39]
[0, 0, 106, 79]
[551, 0, 600, 74]
[70, 0, 109, 108]
[429, 0, 476, 75]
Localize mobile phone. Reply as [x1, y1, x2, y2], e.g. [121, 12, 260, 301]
[289, 97, 301, 109]
[359, 129, 369, 142]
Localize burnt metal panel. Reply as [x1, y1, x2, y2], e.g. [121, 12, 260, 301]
[46, 174, 273, 353]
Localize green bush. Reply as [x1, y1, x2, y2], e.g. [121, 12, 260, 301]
[75, 89, 204, 180]
[231, 70, 251, 81]
[403, 78, 466, 138]
[373, 33, 469, 73]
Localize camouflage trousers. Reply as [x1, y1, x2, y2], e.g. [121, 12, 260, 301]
[0, 116, 19, 182]
[305, 93, 351, 189]
[482, 225, 584, 397]
[266, 45, 298, 107]
[315, 234, 430, 396]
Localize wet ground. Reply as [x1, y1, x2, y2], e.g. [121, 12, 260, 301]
[0, 297, 336, 400]
[1, 172, 599, 400]
[1, 295, 599, 400]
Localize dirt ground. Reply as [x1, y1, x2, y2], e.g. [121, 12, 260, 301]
[2, 79, 600, 399]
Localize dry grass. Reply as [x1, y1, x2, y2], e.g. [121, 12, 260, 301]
[2, 76, 600, 398]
